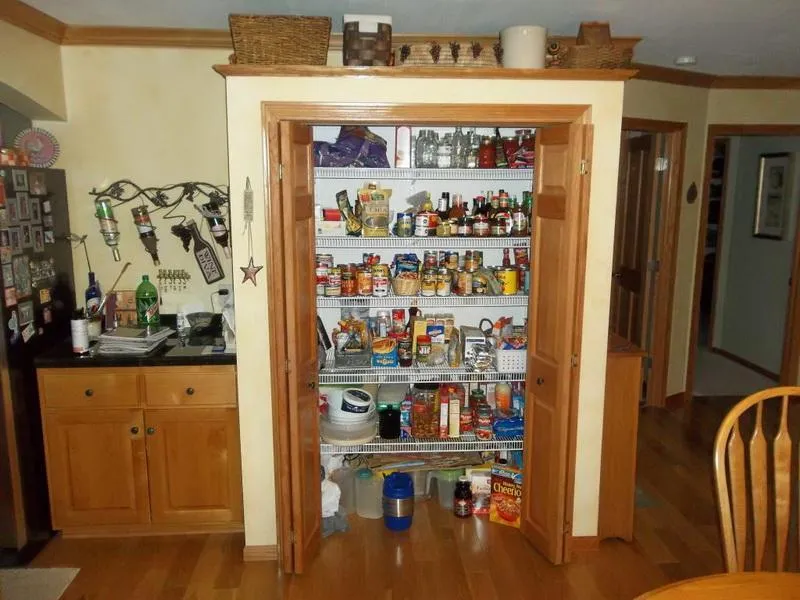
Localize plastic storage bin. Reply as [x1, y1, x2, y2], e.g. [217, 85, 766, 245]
[407, 470, 430, 500]
[382, 472, 414, 531]
[431, 469, 464, 510]
[330, 466, 356, 515]
[355, 468, 383, 519]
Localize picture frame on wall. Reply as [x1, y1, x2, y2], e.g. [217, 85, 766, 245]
[753, 152, 793, 240]
[11, 169, 28, 192]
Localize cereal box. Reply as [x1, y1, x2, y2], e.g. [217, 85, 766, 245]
[466, 467, 492, 515]
[489, 463, 522, 528]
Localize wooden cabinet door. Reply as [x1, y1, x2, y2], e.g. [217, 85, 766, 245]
[522, 123, 592, 564]
[277, 121, 321, 574]
[144, 408, 243, 524]
[43, 409, 149, 528]
[610, 133, 656, 347]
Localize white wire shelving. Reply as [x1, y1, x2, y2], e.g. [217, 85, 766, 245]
[320, 433, 523, 454]
[319, 351, 525, 385]
[315, 167, 534, 181]
[317, 292, 528, 309]
[316, 236, 531, 249]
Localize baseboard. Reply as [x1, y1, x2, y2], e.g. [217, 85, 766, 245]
[243, 544, 278, 562]
[665, 392, 684, 410]
[710, 347, 779, 381]
[570, 536, 600, 552]
[59, 522, 244, 538]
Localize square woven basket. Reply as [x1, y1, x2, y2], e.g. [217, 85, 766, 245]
[228, 14, 331, 65]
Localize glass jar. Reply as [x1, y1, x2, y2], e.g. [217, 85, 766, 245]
[398, 335, 413, 367]
[451, 126, 468, 169]
[422, 131, 439, 169]
[411, 385, 437, 438]
[475, 401, 494, 440]
[437, 134, 453, 169]
[414, 130, 428, 168]
[478, 137, 495, 168]
[467, 131, 480, 168]
[416, 334, 432, 364]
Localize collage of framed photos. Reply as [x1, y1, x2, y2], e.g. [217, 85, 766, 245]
[0, 168, 57, 342]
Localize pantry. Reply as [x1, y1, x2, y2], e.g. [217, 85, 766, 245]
[216, 67, 631, 575]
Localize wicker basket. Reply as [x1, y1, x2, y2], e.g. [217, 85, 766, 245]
[392, 276, 421, 296]
[396, 41, 501, 68]
[228, 14, 331, 65]
[561, 45, 632, 69]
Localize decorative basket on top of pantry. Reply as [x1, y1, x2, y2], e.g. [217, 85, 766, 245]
[554, 21, 633, 69]
[396, 40, 502, 67]
[228, 14, 332, 65]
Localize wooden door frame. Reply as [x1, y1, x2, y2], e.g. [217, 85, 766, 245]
[619, 118, 687, 408]
[262, 102, 592, 569]
[686, 124, 800, 405]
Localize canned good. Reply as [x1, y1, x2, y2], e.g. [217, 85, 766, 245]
[423, 251, 438, 269]
[363, 253, 381, 266]
[473, 215, 489, 237]
[464, 250, 478, 272]
[420, 269, 437, 297]
[373, 275, 389, 297]
[518, 264, 530, 294]
[395, 213, 414, 238]
[495, 267, 519, 295]
[316, 254, 334, 268]
[391, 309, 406, 334]
[514, 247, 529, 266]
[455, 269, 473, 296]
[444, 251, 459, 271]
[472, 271, 488, 295]
[357, 269, 373, 296]
[325, 267, 342, 296]
[341, 270, 357, 296]
[414, 211, 437, 237]
[456, 217, 473, 237]
[436, 268, 452, 297]
[473, 250, 484, 268]
[315, 266, 329, 296]
[372, 264, 390, 278]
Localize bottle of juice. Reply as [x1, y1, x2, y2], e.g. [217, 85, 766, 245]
[135, 275, 160, 326]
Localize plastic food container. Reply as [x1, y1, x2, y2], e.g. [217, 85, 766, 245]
[382, 472, 414, 531]
[432, 469, 463, 510]
[330, 466, 356, 515]
[407, 470, 430, 499]
[355, 468, 383, 519]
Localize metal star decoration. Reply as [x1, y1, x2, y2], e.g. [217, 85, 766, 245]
[240, 257, 263, 286]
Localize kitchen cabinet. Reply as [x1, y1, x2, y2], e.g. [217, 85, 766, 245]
[37, 364, 242, 536]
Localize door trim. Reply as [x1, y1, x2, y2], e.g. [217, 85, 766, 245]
[262, 102, 591, 569]
[620, 117, 686, 408]
[686, 124, 800, 403]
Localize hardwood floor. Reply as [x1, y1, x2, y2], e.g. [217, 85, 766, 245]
[32, 400, 736, 600]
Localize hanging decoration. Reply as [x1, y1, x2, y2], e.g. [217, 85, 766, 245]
[197, 200, 231, 258]
[239, 177, 263, 286]
[131, 205, 160, 265]
[94, 198, 121, 261]
[184, 219, 225, 284]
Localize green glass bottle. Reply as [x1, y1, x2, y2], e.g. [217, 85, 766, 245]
[135, 275, 160, 326]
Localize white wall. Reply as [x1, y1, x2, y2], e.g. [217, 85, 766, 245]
[225, 75, 625, 546]
[35, 46, 232, 312]
[713, 136, 800, 373]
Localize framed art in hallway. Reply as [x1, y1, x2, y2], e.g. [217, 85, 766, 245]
[753, 152, 792, 239]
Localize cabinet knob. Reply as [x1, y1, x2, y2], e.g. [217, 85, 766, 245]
[146, 427, 156, 435]
[130, 426, 139, 435]
[308, 381, 316, 390]
[84, 389, 94, 397]
[536, 377, 544, 386]
[186, 387, 195, 396]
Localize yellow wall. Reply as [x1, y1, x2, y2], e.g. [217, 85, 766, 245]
[0, 21, 65, 120]
[622, 79, 710, 396]
[225, 76, 625, 545]
[35, 46, 232, 311]
[707, 89, 800, 125]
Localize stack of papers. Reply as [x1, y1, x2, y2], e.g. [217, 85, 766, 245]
[96, 326, 175, 356]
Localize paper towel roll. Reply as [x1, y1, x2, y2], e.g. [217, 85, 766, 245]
[501, 25, 547, 69]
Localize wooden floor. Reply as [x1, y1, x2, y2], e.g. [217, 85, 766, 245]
[32, 399, 735, 600]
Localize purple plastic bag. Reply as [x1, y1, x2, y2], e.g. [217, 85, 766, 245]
[314, 126, 391, 168]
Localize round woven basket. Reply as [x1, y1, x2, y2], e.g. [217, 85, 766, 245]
[228, 15, 331, 66]
[392, 276, 421, 296]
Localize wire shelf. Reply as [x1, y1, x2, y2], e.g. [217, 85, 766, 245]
[320, 433, 524, 454]
[319, 351, 525, 385]
[317, 292, 528, 309]
[316, 236, 531, 249]
[315, 167, 534, 181]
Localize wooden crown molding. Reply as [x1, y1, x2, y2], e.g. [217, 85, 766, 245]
[631, 62, 716, 88]
[710, 75, 800, 90]
[632, 62, 800, 90]
[0, 0, 66, 44]
[62, 25, 232, 48]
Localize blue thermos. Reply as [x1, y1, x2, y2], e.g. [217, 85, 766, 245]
[382, 472, 414, 531]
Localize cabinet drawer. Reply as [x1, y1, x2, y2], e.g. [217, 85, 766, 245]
[38, 368, 141, 409]
[143, 367, 236, 407]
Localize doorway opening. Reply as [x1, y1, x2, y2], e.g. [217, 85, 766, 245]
[687, 125, 800, 402]
[610, 118, 686, 408]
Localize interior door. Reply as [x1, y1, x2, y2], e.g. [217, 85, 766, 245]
[279, 122, 321, 573]
[522, 123, 591, 564]
[609, 134, 656, 346]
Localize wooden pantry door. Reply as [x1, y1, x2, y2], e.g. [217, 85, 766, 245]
[522, 122, 592, 564]
[277, 121, 321, 574]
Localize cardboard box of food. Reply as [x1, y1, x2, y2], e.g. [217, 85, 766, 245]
[489, 463, 522, 528]
[371, 337, 398, 367]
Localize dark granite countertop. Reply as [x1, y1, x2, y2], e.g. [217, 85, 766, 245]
[35, 340, 236, 368]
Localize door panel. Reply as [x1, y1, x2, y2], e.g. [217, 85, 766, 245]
[279, 121, 321, 574]
[44, 409, 149, 528]
[610, 134, 655, 346]
[145, 408, 243, 524]
[522, 123, 591, 564]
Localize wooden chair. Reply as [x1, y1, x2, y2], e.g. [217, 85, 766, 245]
[713, 386, 800, 572]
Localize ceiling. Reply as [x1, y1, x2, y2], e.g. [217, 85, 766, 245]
[24, 0, 800, 76]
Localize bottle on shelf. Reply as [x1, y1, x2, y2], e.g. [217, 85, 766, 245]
[449, 194, 466, 220]
[135, 274, 160, 327]
[502, 248, 511, 267]
[511, 198, 529, 236]
[494, 127, 508, 168]
[437, 192, 450, 222]
[85, 272, 102, 339]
